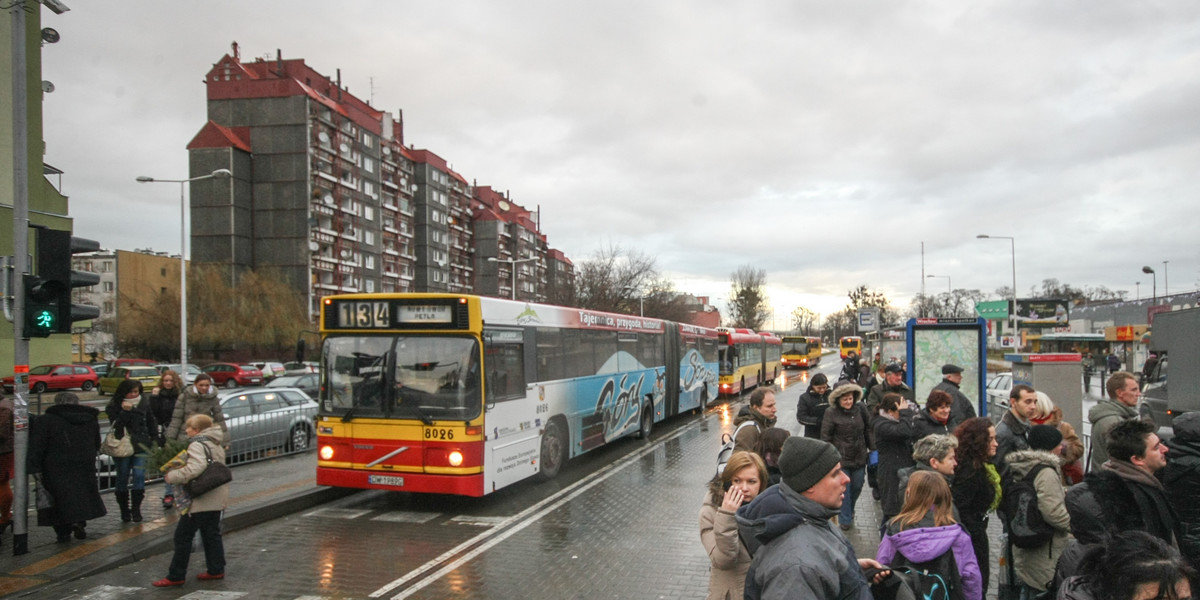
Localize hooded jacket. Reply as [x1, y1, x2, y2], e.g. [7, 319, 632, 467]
[26, 404, 107, 526]
[736, 483, 872, 600]
[875, 514, 983, 600]
[166, 383, 229, 444]
[821, 383, 873, 470]
[1164, 412, 1200, 568]
[164, 424, 230, 514]
[1004, 449, 1071, 591]
[795, 379, 830, 439]
[1085, 398, 1138, 473]
[699, 492, 752, 600]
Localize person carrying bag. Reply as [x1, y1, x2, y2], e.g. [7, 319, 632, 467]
[154, 414, 230, 588]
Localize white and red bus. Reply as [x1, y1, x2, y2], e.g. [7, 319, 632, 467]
[717, 328, 782, 395]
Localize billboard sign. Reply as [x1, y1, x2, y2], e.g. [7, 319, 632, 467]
[1015, 299, 1069, 329]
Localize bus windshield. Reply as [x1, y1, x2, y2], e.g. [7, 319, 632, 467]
[781, 338, 809, 354]
[321, 334, 482, 422]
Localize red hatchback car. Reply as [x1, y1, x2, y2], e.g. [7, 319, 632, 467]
[2, 364, 99, 394]
[201, 363, 264, 388]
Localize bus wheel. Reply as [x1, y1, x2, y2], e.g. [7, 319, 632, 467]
[638, 405, 654, 440]
[537, 418, 567, 480]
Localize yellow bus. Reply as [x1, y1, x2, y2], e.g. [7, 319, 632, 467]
[717, 329, 782, 395]
[781, 335, 822, 369]
[314, 293, 719, 496]
[839, 335, 863, 359]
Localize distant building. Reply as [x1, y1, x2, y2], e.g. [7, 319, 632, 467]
[186, 45, 572, 315]
[72, 250, 183, 361]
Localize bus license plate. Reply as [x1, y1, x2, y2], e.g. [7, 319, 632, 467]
[368, 475, 405, 487]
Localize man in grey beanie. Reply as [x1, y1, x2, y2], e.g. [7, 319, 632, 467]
[737, 437, 890, 599]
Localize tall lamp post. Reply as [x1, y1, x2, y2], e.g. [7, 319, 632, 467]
[621, 285, 644, 316]
[1163, 260, 1169, 297]
[488, 255, 537, 300]
[1142, 265, 1156, 304]
[136, 168, 232, 374]
[977, 234, 1017, 338]
[926, 274, 951, 294]
[1136, 282, 1141, 301]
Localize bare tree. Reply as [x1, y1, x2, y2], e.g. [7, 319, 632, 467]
[728, 266, 770, 330]
[790, 306, 819, 334]
[573, 245, 658, 314]
[847, 284, 898, 327]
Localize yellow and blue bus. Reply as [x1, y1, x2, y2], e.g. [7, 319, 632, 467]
[717, 328, 783, 395]
[781, 335, 822, 369]
[314, 293, 719, 496]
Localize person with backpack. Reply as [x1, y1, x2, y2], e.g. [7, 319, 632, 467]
[821, 381, 873, 531]
[1001, 425, 1071, 597]
[876, 470, 982, 600]
[699, 451, 768, 600]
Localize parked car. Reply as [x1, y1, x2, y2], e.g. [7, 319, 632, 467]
[2, 364, 98, 394]
[78, 362, 108, 378]
[99, 366, 163, 396]
[266, 373, 319, 397]
[248, 361, 287, 381]
[202, 363, 264, 388]
[219, 387, 318, 459]
[985, 372, 1013, 422]
[154, 363, 204, 384]
[104, 358, 157, 373]
[282, 361, 320, 376]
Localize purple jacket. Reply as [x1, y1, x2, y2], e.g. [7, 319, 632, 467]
[876, 522, 982, 600]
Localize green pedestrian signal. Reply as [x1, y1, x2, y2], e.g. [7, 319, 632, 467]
[33, 309, 55, 330]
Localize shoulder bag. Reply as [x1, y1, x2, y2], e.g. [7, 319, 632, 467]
[102, 428, 134, 457]
[185, 442, 232, 497]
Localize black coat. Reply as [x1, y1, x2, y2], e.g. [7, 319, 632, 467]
[994, 410, 1030, 468]
[874, 408, 916, 518]
[150, 387, 180, 437]
[26, 404, 107, 526]
[795, 388, 830, 439]
[1066, 466, 1180, 548]
[934, 379, 977, 429]
[105, 395, 158, 453]
[821, 401, 874, 470]
[1163, 414, 1200, 567]
[911, 409, 953, 442]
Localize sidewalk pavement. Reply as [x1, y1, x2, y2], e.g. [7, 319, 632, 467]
[0, 451, 355, 598]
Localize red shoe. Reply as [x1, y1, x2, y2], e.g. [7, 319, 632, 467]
[152, 578, 185, 587]
[197, 572, 224, 581]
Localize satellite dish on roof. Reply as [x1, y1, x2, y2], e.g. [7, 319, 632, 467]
[323, 194, 335, 205]
[309, 241, 320, 252]
[340, 249, 353, 259]
[411, 184, 419, 191]
[41, 81, 55, 93]
[382, 147, 391, 156]
[318, 131, 331, 145]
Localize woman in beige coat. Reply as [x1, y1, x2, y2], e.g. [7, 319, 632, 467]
[153, 414, 230, 587]
[699, 451, 768, 600]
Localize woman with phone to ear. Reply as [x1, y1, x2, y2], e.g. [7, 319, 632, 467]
[699, 451, 768, 600]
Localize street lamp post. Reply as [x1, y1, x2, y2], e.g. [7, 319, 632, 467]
[977, 234, 1017, 338]
[1142, 266, 1156, 304]
[1136, 282, 1141, 301]
[926, 274, 951, 294]
[1163, 260, 1169, 297]
[136, 168, 232, 374]
[488, 256, 537, 300]
[621, 285, 644, 317]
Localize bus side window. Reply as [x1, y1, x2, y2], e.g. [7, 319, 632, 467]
[484, 338, 526, 402]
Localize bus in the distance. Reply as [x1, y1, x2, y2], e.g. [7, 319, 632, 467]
[839, 335, 863, 359]
[781, 335, 822, 369]
[314, 293, 719, 497]
[717, 328, 782, 395]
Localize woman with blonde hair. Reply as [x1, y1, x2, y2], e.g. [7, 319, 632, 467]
[1031, 391, 1084, 484]
[877, 471, 982, 600]
[699, 451, 768, 600]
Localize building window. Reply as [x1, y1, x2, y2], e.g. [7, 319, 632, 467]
[103, 301, 114, 315]
[364, 231, 374, 246]
[365, 255, 375, 269]
[102, 262, 113, 273]
[161, 267, 167, 276]
[365, 279, 375, 293]
[363, 157, 375, 174]
[103, 281, 114, 292]
[363, 206, 374, 221]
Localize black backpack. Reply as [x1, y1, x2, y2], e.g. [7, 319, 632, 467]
[1000, 463, 1055, 549]
[870, 546, 962, 600]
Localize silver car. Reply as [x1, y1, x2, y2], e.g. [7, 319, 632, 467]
[219, 387, 318, 460]
[985, 372, 1013, 422]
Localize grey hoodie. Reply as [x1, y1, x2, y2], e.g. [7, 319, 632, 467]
[1086, 398, 1138, 473]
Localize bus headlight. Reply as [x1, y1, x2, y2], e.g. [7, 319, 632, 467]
[319, 445, 335, 460]
[448, 450, 464, 467]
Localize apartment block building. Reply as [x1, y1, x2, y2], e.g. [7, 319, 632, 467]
[186, 45, 572, 315]
[71, 249, 182, 361]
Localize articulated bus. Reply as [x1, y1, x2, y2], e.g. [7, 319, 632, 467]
[314, 293, 719, 497]
[781, 335, 822, 369]
[717, 329, 783, 395]
[839, 335, 863, 359]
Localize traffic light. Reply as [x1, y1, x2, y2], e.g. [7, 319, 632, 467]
[22, 228, 100, 337]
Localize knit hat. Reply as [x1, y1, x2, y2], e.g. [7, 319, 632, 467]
[1028, 425, 1063, 451]
[810, 373, 828, 387]
[778, 437, 842, 493]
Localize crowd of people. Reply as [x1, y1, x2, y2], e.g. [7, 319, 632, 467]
[700, 366, 1197, 600]
[0, 370, 232, 587]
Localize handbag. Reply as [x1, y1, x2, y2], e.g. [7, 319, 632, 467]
[185, 443, 232, 497]
[35, 477, 54, 510]
[102, 428, 134, 458]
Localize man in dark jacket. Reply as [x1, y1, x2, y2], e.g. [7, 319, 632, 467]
[1066, 418, 1179, 551]
[734, 388, 777, 454]
[1163, 411, 1200, 570]
[865, 363, 914, 417]
[933, 363, 976, 429]
[995, 384, 1037, 467]
[795, 373, 830, 439]
[736, 437, 888, 599]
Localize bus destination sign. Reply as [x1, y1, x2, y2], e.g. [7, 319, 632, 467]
[398, 304, 453, 324]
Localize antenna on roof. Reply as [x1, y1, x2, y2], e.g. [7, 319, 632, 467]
[369, 76, 375, 106]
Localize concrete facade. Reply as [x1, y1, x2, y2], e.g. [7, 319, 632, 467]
[187, 48, 573, 314]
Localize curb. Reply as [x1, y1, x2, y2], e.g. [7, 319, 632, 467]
[15, 486, 358, 594]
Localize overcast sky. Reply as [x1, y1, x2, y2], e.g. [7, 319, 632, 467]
[37, 1, 1200, 323]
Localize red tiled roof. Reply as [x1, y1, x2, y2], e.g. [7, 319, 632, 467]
[187, 121, 251, 153]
